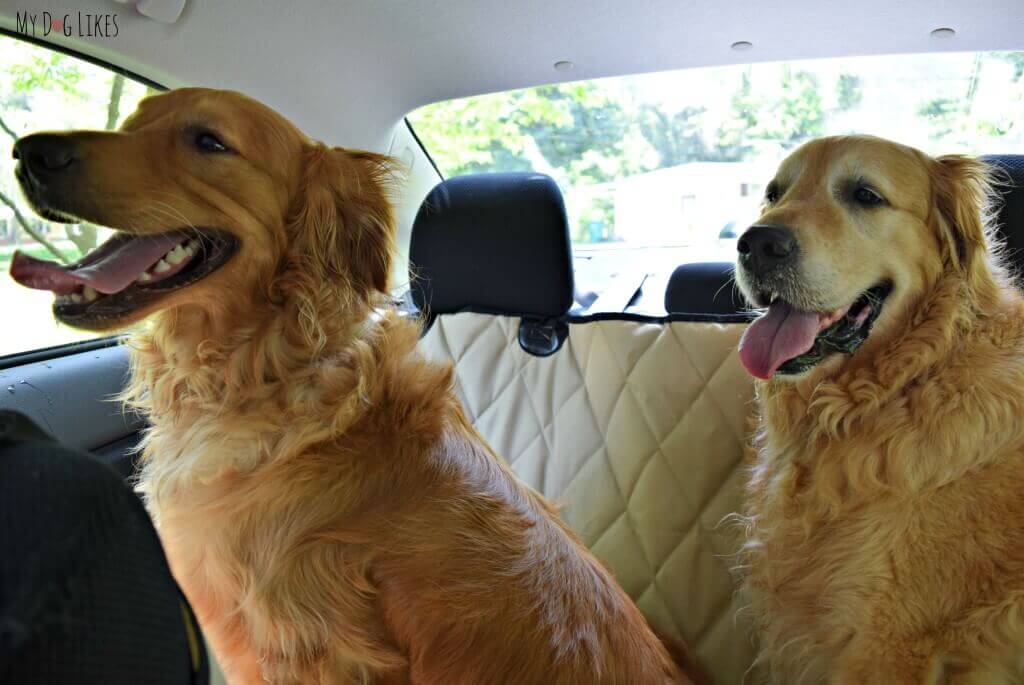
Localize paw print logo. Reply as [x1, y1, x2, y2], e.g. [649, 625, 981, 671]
[52, 17, 64, 32]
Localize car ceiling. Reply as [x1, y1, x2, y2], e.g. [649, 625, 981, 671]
[2, 0, 1023, 152]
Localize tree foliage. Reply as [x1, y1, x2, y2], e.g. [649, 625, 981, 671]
[713, 70, 759, 162]
[758, 68, 824, 147]
[638, 105, 709, 167]
[414, 63, 838, 188]
[9, 51, 84, 96]
[414, 82, 633, 181]
[836, 73, 862, 110]
[411, 54, 1024, 242]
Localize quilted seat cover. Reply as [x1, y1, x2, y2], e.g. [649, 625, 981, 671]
[420, 312, 756, 684]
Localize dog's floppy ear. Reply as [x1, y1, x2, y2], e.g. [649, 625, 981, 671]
[930, 154, 994, 272]
[289, 144, 396, 298]
[284, 145, 397, 350]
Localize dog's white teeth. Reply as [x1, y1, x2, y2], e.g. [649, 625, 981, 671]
[137, 271, 153, 283]
[163, 241, 197, 266]
[154, 259, 171, 273]
[166, 246, 187, 265]
[56, 294, 71, 304]
[82, 286, 99, 302]
[70, 293, 83, 303]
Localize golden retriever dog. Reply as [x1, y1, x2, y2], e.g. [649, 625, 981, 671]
[8, 88, 696, 684]
[733, 135, 1024, 684]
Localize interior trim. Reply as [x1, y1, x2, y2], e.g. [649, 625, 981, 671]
[0, 336, 126, 371]
[422, 304, 756, 325]
[569, 310, 755, 324]
[0, 344, 144, 450]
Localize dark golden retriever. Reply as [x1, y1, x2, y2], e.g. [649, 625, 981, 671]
[9, 88, 696, 684]
[734, 135, 1024, 683]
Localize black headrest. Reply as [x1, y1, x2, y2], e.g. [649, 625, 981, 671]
[984, 155, 1024, 269]
[409, 172, 574, 318]
[664, 262, 745, 315]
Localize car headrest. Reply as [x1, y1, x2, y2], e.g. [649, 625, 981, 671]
[664, 262, 746, 316]
[984, 155, 1024, 271]
[409, 172, 574, 319]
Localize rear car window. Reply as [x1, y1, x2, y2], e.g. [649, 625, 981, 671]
[408, 51, 1024, 301]
[1, 32, 153, 358]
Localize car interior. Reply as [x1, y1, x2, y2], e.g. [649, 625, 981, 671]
[1, 1, 1023, 682]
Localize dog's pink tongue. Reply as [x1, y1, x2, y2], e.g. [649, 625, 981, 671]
[739, 300, 821, 379]
[9, 232, 183, 295]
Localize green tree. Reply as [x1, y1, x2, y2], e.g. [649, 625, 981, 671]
[836, 73, 862, 110]
[411, 83, 638, 241]
[524, 84, 635, 182]
[637, 105, 709, 167]
[8, 50, 84, 96]
[758, 68, 825, 148]
[713, 70, 759, 161]
[714, 67, 832, 158]
[410, 95, 533, 173]
[413, 83, 633, 182]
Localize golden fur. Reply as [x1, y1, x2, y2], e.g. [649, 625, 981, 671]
[736, 135, 1024, 683]
[36, 89, 695, 684]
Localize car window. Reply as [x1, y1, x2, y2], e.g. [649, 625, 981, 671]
[408, 52, 1024, 302]
[0, 33, 154, 358]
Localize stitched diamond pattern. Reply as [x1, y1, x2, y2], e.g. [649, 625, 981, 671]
[420, 313, 756, 684]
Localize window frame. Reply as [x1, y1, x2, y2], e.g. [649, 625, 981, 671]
[0, 27, 166, 366]
[0, 336, 124, 371]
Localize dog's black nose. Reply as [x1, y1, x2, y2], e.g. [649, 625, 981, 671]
[737, 225, 797, 275]
[13, 134, 79, 181]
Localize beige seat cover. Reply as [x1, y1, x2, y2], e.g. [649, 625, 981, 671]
[420, 312, 755, 683]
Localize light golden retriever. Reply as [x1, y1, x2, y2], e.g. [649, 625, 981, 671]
[734, 135, 1024, 684]
[8, 88, 697, 684]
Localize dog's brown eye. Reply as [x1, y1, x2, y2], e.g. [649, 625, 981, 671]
[853, 186, 885, 207]
[765, 183, 780, 204]
[196, 132, 229, 153]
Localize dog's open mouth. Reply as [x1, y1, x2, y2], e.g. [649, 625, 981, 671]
[738, 283, 892, 380]
[8, 229, 238, 326]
